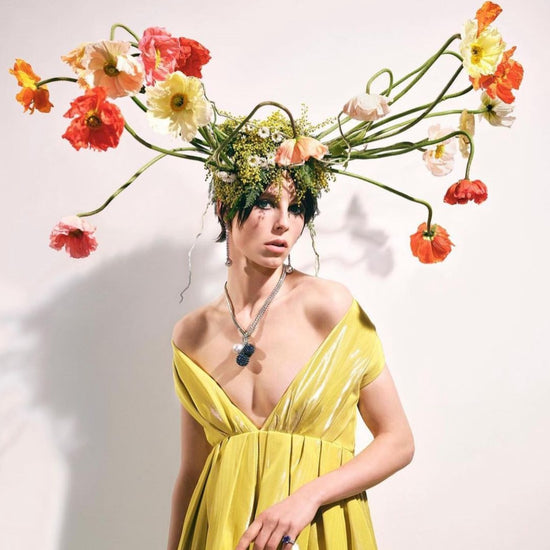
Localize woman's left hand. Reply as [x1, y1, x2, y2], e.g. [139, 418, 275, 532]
[235, 490, 319, 550]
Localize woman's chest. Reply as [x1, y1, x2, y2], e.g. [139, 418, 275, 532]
[196, 313, 327, 426]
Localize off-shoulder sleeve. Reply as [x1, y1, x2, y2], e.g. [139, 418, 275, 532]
[356, 305, 386, 388]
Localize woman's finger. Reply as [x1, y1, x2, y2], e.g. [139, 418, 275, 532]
[235, 519, 263, 550]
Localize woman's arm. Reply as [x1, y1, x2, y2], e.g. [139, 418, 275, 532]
[166, 405, 212, 550]
[235, 365, 414, 550]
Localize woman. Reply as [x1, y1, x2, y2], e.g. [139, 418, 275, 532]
[167, 171, 414, 550]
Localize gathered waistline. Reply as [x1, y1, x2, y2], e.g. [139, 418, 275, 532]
[213, 430, 355, 454]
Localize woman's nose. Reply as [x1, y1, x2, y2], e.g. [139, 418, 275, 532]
[273, 206, 289, 232]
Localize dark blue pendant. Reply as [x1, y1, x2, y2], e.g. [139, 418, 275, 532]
[235, 342, 255, 367]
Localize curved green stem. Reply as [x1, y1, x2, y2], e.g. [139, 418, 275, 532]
[124, 122, 209, 162]
[366, 68, 394, 96]
[36, 76, 78, 87]
[366, 65, 464, 144]
[110, 23, 140, 43]
[338, 85, 472, 144]
[208, 101, 297, 168]
[77, 153, 167, 217]
[390, 34, 461, 103]
[330, 167, 433, 230]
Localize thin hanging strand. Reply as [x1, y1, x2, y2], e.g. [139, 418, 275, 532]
[179, 199, 211, 303]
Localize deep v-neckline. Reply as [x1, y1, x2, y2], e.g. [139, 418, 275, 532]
[172, 299, 357, 431]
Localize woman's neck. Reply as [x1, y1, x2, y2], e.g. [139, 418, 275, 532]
[225, 262, 285, 317]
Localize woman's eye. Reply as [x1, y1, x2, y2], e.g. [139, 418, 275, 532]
[289, 203, 304, 215]
[255, 198, 272, 209]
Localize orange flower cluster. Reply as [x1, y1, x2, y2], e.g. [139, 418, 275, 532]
[9, 59, 53, 114]
[469, 2, 524, 103]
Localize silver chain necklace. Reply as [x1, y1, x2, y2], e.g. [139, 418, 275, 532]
[224, 268, 287, 366]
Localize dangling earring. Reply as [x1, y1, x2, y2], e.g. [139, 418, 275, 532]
[284, 253, 294, 274]
[225, 223, 233, 267]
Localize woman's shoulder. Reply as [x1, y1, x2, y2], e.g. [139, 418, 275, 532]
[291, 272, 354, 332]
[172, 299, 224, 355]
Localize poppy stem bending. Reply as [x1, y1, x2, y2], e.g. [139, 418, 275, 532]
[123, 122, 209, 162]
[366, 68, 394, 96]
[330, 167, 433, 232]
[207, 101, 298, 170]
[110, 23, 140, 43]
[77, 152, 168, 218]
[35, 76, 78, 87]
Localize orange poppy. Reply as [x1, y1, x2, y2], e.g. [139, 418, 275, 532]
[475, 2, 502, 35]
[9, 58, 53, 113]
[470, 47, 524, 104]
[410, 222, 454, 264]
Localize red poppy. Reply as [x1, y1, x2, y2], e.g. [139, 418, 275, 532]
[444, 179, 488, 205]
[470, 47, 524, 104]
[62, 87, 125, 151]
[49, 215, 98, 258]
[410, 222, 454, 264]
[175, 37, 211, 78]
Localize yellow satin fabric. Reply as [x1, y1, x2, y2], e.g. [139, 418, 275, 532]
[172, 299, 385, 549]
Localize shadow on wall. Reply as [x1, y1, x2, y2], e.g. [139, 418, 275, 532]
[304, 195, 394, 277]
[21, 240, 221, 550]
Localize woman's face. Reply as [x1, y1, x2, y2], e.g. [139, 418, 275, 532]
[229, 178, 304, 271]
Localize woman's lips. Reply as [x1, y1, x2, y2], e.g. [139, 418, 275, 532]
[264, 240, 288, 253]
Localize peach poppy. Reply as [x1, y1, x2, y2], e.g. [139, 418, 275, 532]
[61, 43, 90, 88]
[62, 87, 125, 151]
[9, 58, 53, 113]
[176, 37, 211, 78]
[274, 136, 328, 166]
[470, 47, 523, 104]
[410, 222, 454, 263]
[444, 179, 488, 205]
[82, 41, 145, 98]
[342, 93, 390, 122]
[49, 215, 98, 258]
[422, 124, 457, 176]
[475, 2, 502, 35]
[138, 27, 180, 85]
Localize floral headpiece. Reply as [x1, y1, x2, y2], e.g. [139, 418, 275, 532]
[10, 2, 523, 264]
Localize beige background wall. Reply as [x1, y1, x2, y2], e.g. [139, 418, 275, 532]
[1, 0, 548, 549]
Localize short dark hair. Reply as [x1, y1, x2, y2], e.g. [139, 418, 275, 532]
[216, 186, 319, 242]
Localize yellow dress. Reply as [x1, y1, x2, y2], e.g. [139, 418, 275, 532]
[172, 299, 386, 549]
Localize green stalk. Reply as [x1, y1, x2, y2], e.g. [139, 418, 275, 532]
[208, 101, 297, 168]
[366, 68, 394, 96]
[36, 76, 78, 87]
[77, 153, 167, 217]
[110, 23, 140, 44]
[124, 122, 208, 162]
[364, 65, 464, 144]
[337, 85, 472, 145]
[131, 96, 147, 113]
[330, 167, 433, 230]
[390, 34, 461, 103]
